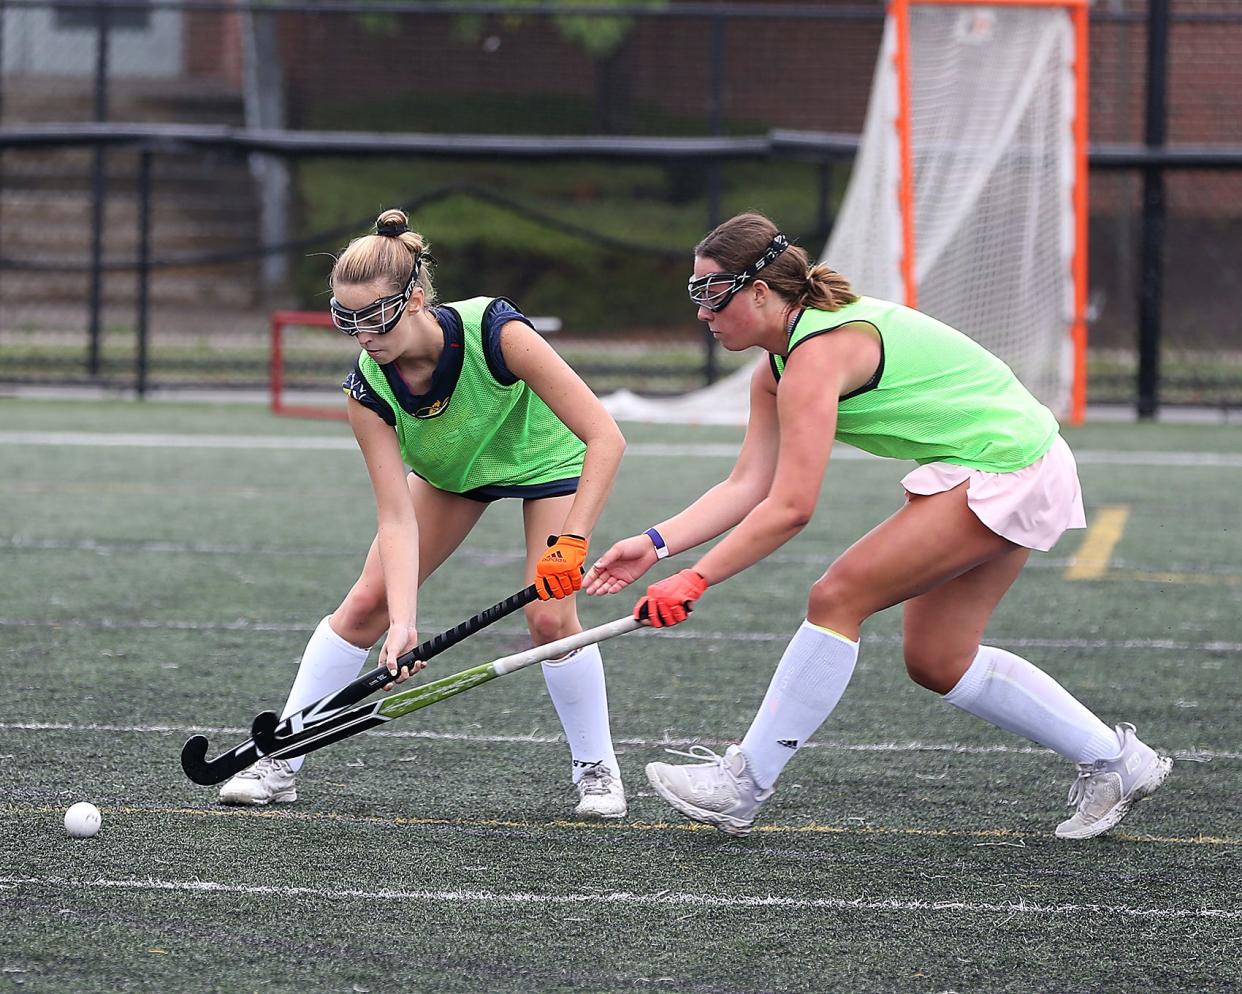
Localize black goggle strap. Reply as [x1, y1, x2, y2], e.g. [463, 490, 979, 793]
[330, 254, 422, 335]
[687, 233, 790, 312]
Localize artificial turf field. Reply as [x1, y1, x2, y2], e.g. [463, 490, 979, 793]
[0, 397, 1239, 994]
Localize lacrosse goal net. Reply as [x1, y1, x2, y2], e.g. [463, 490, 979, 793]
[603, 0, 1088, 425]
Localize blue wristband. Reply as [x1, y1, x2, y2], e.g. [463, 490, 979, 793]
[644, 527, 670, 560]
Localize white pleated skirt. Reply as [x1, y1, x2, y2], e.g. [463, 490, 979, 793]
[900, 434, 1087, 552]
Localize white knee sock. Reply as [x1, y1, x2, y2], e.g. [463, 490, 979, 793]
[541, 642, 619, 782]
[740, 620, 859, 790]
[279, 616, 371, 772]
[944, 645, 1121, 763]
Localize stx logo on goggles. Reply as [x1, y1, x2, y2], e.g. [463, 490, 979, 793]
[330, 255, 423, 336]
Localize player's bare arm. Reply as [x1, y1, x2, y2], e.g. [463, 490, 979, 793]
[583, 363, 781, 596]
[690, 327, 879, 585]
[348, 395, 422, 681]
[501, 320, 625, 540]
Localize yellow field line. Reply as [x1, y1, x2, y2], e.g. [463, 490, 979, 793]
[11, 805, 1238, 847]
[1066, 505, 1130, 580]
[1065, 502, 1242, 584]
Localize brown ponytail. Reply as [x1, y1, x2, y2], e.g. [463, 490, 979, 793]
[696, 211, 857, 311]
[804, 262, 858, 311]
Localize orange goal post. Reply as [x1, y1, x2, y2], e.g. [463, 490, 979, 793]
[600, 0, 1090, 428]
[832, 0, 1089, 423]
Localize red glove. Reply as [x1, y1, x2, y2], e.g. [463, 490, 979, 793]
[536, 534, 588, 600]
[635, 569, 707, 628]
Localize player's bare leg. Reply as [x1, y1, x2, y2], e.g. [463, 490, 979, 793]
[902, 508, 1171, 839]
[651, 484, 1025, 833]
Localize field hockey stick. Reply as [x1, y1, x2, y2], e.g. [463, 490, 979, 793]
[180, 584, 542, 786]
[252, 613, 644, 764]
[248, 584, 548, 754]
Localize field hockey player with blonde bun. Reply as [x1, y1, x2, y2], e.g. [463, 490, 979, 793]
[219, 209, 628, 819]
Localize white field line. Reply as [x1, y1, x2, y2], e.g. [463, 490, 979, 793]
[8, 536, 1242, 585]
[2, 430, 1242, 467]
[8, 535, 1242, 593]
[0, 721, 1235, 762]
[2, 614, 1239, 655]
[0, 875, 1238, 920]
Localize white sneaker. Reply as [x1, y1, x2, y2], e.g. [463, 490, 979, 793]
[573, 762, 627, 820]
[646, 744, 773, 837]
[1055, 723, 1172, 840]
[218, 757, 298, 806]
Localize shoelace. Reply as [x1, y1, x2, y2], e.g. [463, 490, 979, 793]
[1065, 763, 1100, 809]
[577, 765, 618, 796]
[661, 744, 727, 766]
[661, 745, 764, 803]
[236, 758, 288, 781]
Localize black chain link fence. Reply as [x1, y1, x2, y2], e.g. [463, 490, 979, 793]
[1, 0, 1240, 407]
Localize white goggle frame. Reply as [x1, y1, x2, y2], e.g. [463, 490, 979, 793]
[329, 256, 421, 336]
[687, 233, 790, 313]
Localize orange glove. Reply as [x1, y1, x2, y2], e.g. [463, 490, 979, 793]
[635, 569, 707, 628]
[536, 534, 588, 600]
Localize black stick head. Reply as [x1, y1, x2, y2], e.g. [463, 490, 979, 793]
[179, 735, 212, 784]
[179, 733, 261, 785]
[250, 710, 281, 753]
[635, 600, 693, 624]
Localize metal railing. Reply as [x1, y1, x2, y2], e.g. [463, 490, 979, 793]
[2, 0, 1241, 411]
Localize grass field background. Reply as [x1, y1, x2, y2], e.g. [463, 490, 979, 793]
[1, 398, 1239, 993]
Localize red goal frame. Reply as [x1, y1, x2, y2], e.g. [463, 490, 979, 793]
[269, 309, 349, 421]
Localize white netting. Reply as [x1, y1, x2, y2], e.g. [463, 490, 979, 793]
[604, 3, 1079, 424]
[901, 5, 1077, 415]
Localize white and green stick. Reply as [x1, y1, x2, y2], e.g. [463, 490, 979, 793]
[182, 584, 543, 785]
[252, 614, 644, 762]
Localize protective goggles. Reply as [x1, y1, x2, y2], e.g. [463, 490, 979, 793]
[687, 233, 790, 312]
[329, 256, 422, 336]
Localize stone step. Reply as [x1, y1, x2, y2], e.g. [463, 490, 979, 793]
[1, 148, 259, 192]
[4, 186, 262, 234]
[1, 77, 245, 126]
[0, 166, 266, 306]
[2, 233, 268, 264]
[0, 301, 274, 338]
[2, 229, 265, 258]
[1, 184, 257, 215]
[0, 188, 262, 270]
[3, 264, 264, 310]
[0, 76, 267, 321]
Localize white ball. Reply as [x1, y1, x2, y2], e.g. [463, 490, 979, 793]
[64, 801, 102, 839]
